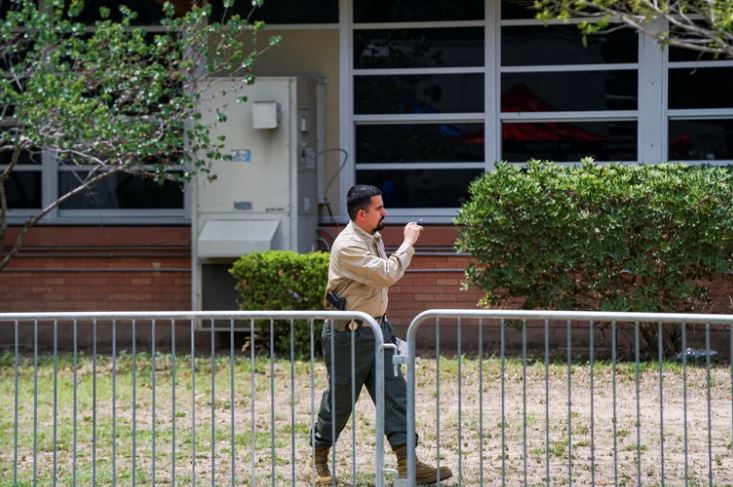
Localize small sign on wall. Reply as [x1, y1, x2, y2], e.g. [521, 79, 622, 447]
[231, 149, 252, 162]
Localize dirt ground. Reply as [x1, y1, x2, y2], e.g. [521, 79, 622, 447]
[1, 354, 732, 486]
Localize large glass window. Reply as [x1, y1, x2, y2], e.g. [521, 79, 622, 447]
[499, 1, 639, 164]
[354, 74, 484, 115]
[352, 3, 485, 209]
[354, 28, 484, 69]
[354, 0, 483, 23]
[668, 50, 733, 163]
[210, 0, 338, 24]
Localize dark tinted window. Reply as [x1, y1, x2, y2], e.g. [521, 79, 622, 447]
[502, 71, 637, 112]
[354, 0, 483, 23]
[356, 169, 483, 208]
[669, 68, 733, 109]
[0, 141, 41, 165]
[502, 25, 638, 65]
[502, 121, 637, 162]
[6, 171, 41, 208]
[210, 0, 338, 24]
[356, 123, 484, 163]
[669, 119, 733, 161]
[501, 0, 539, 19]
[355, 74, 484, 114]
[355, 28, 484, 69]
[59, 172, 184, 209]
[669, 46, 733, 62]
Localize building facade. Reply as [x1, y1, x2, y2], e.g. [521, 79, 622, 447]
[2, 0, 733, 326]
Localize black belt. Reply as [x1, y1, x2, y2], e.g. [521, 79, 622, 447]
[335, 314, 386, 331]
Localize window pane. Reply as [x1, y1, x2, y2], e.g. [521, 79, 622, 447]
[355, 74, 484, 114]
[210, 0, 338, 24]
[59, 172, 184, 209]
[355, 27, 484, 69]
[6, 171, 41, 209]
[502, 121, 637, 162]
[669, 119, 733, 161]
[502, 71, 637, 112]
[0, 141, 41, 165]
[354, 0, 483, 23]
[356, 169, 483, 208]
[356, 123, 484, 163]
[502, 25, 638, 65]
[669, 67, 733, 109]
[669, 46, 733, 62]
[501, 0, 539, 19]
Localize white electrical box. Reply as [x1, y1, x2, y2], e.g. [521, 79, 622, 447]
[192, 76, 324, 312]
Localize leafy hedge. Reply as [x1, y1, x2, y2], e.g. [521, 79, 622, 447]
[229, 250, 329, 353]
[455, 161, 733, 316]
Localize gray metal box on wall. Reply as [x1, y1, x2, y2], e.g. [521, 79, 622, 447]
[192, 76, 323, 312]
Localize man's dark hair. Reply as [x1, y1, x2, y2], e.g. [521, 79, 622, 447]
[346, 184, 382, 221]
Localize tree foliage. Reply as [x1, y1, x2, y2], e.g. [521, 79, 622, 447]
[0, 0, 280, 270]
[535, 0, 733, 59]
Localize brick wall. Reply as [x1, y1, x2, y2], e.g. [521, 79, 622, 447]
[0, 226, 191, 312]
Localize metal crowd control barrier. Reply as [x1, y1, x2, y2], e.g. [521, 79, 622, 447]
[0, 311, 389, 487]
[404, 310, 733, 487]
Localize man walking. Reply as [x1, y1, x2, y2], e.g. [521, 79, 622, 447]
[309, 184, 452, 485]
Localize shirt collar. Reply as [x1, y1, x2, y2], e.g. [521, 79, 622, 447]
[348, 220, 382, 242]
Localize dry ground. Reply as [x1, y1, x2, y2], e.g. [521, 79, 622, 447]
[1, 352, 732, 486]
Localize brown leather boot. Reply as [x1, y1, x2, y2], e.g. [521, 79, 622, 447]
[307, 446, 334, 485]
[393, 444, 452, 484]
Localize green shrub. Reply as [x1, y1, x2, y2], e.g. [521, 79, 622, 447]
[456, 161, 733, 348]
[229, 250, 329, 353]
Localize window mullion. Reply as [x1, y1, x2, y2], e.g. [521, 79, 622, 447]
[637, 18, 666, 163]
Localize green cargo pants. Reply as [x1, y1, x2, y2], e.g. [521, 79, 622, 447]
[312, 318, 416, 449]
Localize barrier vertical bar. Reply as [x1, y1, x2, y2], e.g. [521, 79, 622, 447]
[479, 318, 484, 485]
[682, 323, 688, 487]
[270, 319, 275, 484]
[522, 319, 527, 487]
[612, 321, 618, 487]
[544, 319, 550, 487]
[351, 324, 356, 486]
[501, 318, 506, 487]
[289, 319, 296, 486]
[566, 320, 572, 487]
[436, 318, 441, 485]
[458, 317, 463, 486]
[132, 320, 137, 487]
[93, 319, 98, 486]
[152, 320, 156, 486]
[33, 319, 38, 487]
[330, 320, 336, 485]
[191, 317, 197, 487]
[53, 320, 58, 487]
[249, 319, 255, 486]
[171, 320, 176, 487]
[13, 320, 19, 487]
[231, 319, 236, 487]
[310, 318, 316, 485]
[635, 321, 641, 487]
[658, 321, 665, 487]
[706, 323, 712, 487]
[73, 319, 78, 487]
[406, 317, 417, 486]
[112, 320, 117, 487]
[590, 320, 595, 486]
[211, 319, 216, 487]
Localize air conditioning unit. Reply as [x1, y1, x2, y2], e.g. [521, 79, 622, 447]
[192, 76, 324, 312]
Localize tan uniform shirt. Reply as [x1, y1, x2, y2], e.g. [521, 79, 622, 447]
[326, 221, 415, 317]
